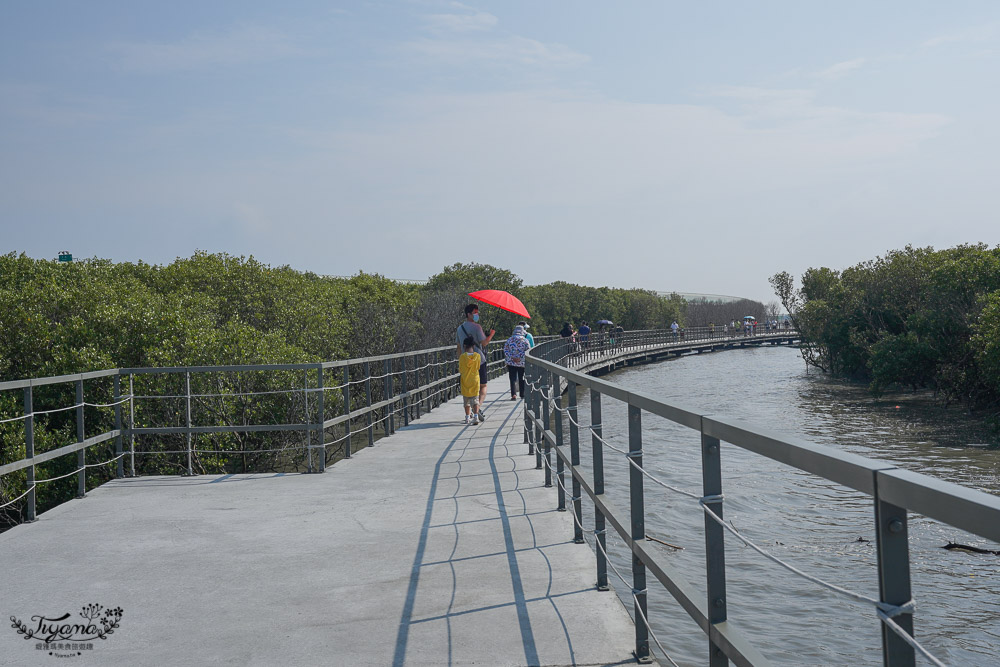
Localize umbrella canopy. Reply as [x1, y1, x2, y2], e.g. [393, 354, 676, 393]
[468, 290, 531, 319]
[596, 319, 614, 325]
[743, 315, 755, 319]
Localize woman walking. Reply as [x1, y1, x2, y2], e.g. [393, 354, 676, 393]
[503, 325, 531, 400]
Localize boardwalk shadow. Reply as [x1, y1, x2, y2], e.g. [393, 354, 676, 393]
[105, 472, 294, 487]
[392, 397, 622, 666]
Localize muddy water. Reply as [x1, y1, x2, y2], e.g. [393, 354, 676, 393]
[569, 345, 999, 666]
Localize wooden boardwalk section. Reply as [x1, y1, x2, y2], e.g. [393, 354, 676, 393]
[0, 384, 638, 666]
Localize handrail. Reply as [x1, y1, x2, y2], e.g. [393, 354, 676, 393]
[0, 334, 569, 525]
[523, 332, 999, 666]
[0, 329, 784, 528]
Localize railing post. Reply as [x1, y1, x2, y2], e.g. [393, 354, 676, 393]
[429, 352, 434, 409]
[343, 365, 352, 459]
[185, 372, 193, 476]
[384, 358, 393, 436]
[23, 387, 36, 522]
[553, 370, 566, 511]
[304, 370, 313, 473]
[591, 390, 608, 590]
[415, 354, 422, 419]
[114, 375, 123, 478]
[316, 366, 325, 472]
[128, 374, 136, 477]
[401, 355, 409, 426]
[702, 432, 728, 667]
[523, 364, 531, 447]
[628, 404, 651, 663]
[533, 366, 542, 468]
[302, 371, 313, 473]
[874, 474, 915, 667]
[450, 354, 457, 402]
[541, 371, 551, 485]
[432, 351, 439, 410]
[568, 382, 583, 543]
[423, 352, 430, 414]
[76, 379, 86, 498]
[423, 352, 429, 414]
[365, 361, 374, 447]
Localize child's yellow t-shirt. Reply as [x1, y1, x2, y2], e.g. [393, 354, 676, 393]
[459, 352, 481, 397]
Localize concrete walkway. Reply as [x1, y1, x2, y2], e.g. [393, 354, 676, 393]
[0, 385, 638, 666]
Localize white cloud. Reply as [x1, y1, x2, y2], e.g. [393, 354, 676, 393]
[0, 83, 125, 125]
[813, 58, 866, 80]
[108, 25, 307, 72]
[424, 11, 498, 33]
[279, 88, 950, 222]
[231, 203, 275, 235]
[406, 4, 586, 68]
[922, 23, 999, 48]
[405, 35, 589, 67]
[707, 86, 949, 148]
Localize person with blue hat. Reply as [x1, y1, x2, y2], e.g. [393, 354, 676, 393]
[504, 325, 530, 400]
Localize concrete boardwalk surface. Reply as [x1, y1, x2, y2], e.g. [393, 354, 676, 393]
[0, 385, 638, 666]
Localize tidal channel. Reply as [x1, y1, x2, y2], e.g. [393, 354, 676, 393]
[569, 345, 999, 666]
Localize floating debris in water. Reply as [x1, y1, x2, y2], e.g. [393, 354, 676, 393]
[942, 542, 1000, 555]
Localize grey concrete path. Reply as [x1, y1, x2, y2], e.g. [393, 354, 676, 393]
[1, 384, 639, 666]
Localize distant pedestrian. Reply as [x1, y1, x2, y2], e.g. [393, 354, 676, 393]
[519, 321, 535, 347]
[457, 304, 495, 421]
[459, 337, 482, 425]
[671, 321, 679, 341]
[578, 321, 591, 348]
[560, 322, 576, 353]
[503, 325, 530, 400]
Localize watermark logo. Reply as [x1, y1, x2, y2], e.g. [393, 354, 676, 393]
[10, 604, 124, 658]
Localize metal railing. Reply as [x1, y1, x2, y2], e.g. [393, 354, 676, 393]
[523, 333, 1000, 666]
[0, 329, 773, 528]
[545, 325, 797, 371]
[0, 341, 533, 526]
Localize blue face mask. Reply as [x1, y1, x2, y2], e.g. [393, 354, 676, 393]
[472, 313, 480, 323]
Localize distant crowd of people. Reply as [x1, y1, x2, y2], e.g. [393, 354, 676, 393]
[455, 303, 789, 424]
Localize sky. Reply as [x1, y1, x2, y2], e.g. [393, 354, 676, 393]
[2, 1, 999, 303]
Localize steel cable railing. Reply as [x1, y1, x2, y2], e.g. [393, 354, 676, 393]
[522, 331, 993, 667]
[0, 343, 480, 525]
[546, 384, 944, 666]
[525, 424, 684, 667]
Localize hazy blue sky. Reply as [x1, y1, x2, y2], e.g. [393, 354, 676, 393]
[2, 2, 999, 302]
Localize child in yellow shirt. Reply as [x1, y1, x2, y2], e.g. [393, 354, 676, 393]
[459, 336, 481, 425]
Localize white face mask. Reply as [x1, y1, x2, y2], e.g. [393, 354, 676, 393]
[472, 313, 480, 322]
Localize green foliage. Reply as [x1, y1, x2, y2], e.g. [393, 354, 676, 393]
[972, 290, 1000, 398]
[773, 244, 1000, 411]
[521, 282, 684, 334]
[0, 252, 703, 526]
[425, 262, 523, 294]
[0, 252, 691, 377]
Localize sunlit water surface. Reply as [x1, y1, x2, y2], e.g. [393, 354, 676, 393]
[567, 345, 999, 666]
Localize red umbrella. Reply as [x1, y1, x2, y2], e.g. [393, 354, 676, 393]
[467, 290, 531, 319]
